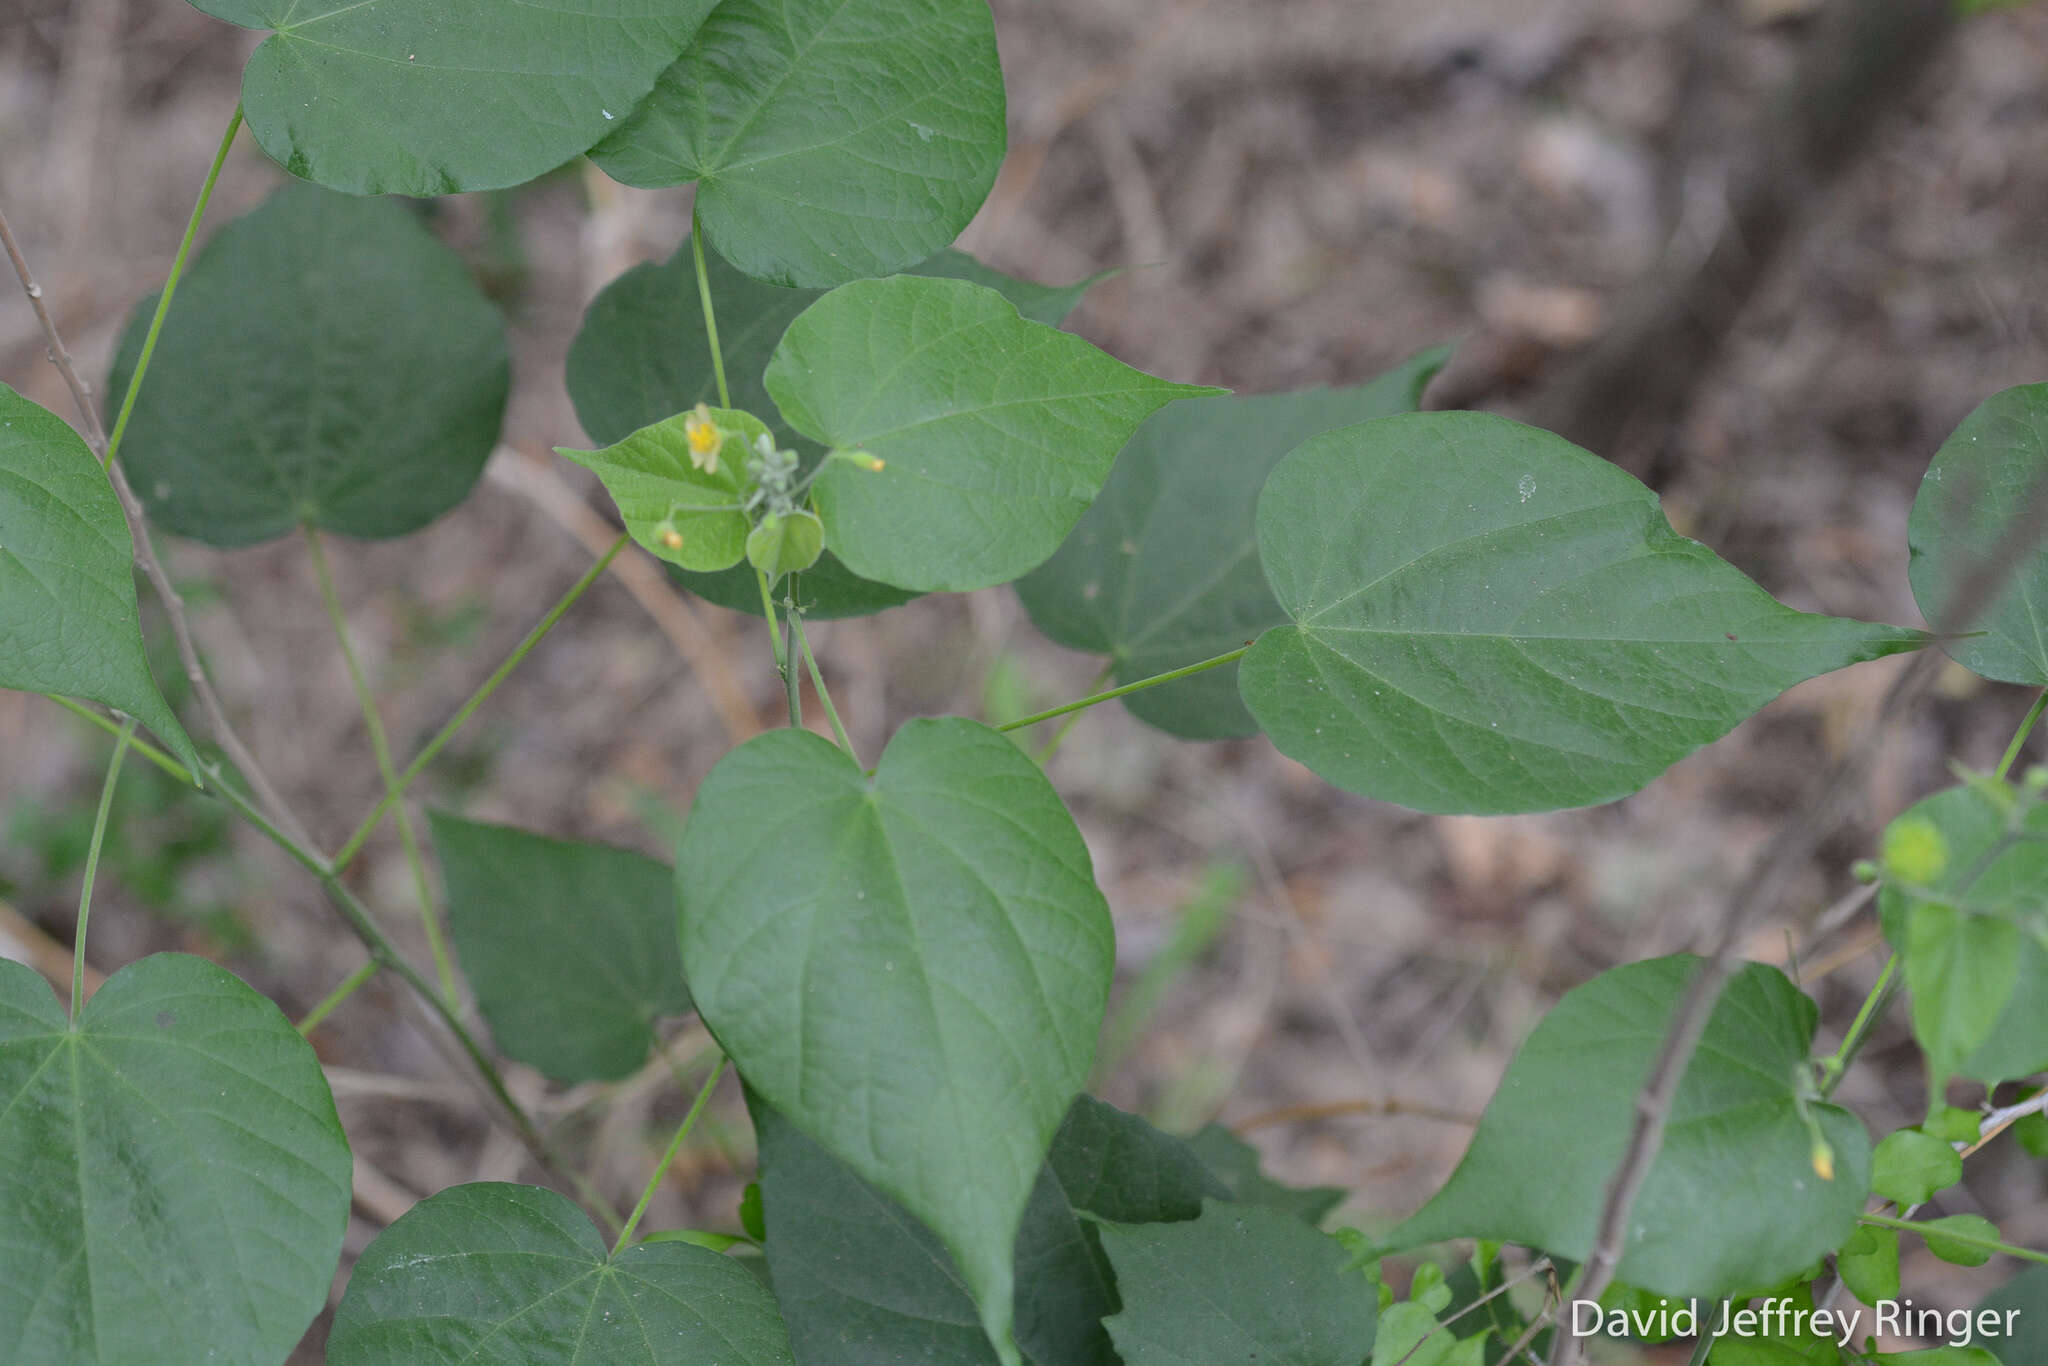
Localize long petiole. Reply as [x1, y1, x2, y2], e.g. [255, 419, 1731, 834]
[332, 533, 627, 872]
[1819, 953, 1897, 1098]
[50, 696, 189, 783]
[614, 1055, 728, 1252]
[1034, 663, 1114, 764]
[690, 205, 732, 410]
[790, 610, 856, 760]
[70, 718, 136, 1021]
[997, 646, 1251, 733]
[297, 959, 379, 1035]
[1996, 687, 2047, 781]
[104, 105, 242, 469]
[307, 526, 458, 1005]
[1857, 1211, 2048, 1265]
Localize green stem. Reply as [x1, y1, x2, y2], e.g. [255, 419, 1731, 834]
[753, 568, 797, 724]
[614, 1055, 728, 1253]
[1996, 687, 2048, 781]
[307, 526, 458, 1005]
[790, 610, 856, 760]
[1858, 1211, 2048, 1265]
[50, 696, 189, 784]
[104, 105, 241, 470]
[297, 959, 378, 1035]
[71, 718, 136, 1021]
[997, 646, 1250, 733]
[1034, 663, 1114, 764]
[332, 534, 627, 872]
[1819, 953, 1897, 1099]
[690, 206, 732, 410]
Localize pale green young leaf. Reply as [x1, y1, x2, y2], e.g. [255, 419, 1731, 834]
[1870, 1129, 1964, 1207]
[1877, 783, 2048, 1089]
[0, 385, 199, 775]
[746, 509, 825, 580]
[767, 276, 1221, 593]
[1241, 412, 1926, 814]
[1017, 346, 1449, 738]
[1096, 1199, 1379, 1366]
[327, 1183, 794, 1364]
[109, 183, 509, 546]
[0, 955, 351, 1365]
[1921, 1214, 2004, 1268]
[1836, 1225, 1901, 1306]
[677, 719, 1115, 1362]
[555, 407, 766, 572]
[430, 812, 689, 1084]
[589, 0, 1005, 286]
[183, 0, 712, 195]
[1908, 382, 2048, 684]
[1386, 956, 1872, 1298]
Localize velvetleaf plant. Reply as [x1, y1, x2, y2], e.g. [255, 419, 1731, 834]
[0, 1, 2045, 1364]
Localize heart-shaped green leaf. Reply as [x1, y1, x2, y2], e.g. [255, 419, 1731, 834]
[766, 276, 1221, 593]
[431, 812, 690, 1084]
[746, 509, 825, 580]
[590, 0, 1005, 286]
[1240, 412, 1926, 814]
[1096, 1199, 1379, 1366]
[677, 718, 1115, 1362]
[0, 385, 199, 775]
[1386, 956, 1871, 1297]
[557, 406, 769, 571]
[0, 953, 351, 1365]
[110, 182, 509, 547]
[1876, 782, 2048, 1089]
[327, 1182, 795, 1364]
[753, 1091, 1225, 1366]
[1017, 346, 1449, 738]
[1908, 382, 2048, 685]
[184, 0, 713, 196]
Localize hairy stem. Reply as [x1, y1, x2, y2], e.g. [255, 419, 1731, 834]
[614, 1055, 728, 1252]
[1819, 952, 1897, 1099]
[307, 526, 458, 1005]
[1996, 687, 2047, 782]
[997, 646, 1249, 733]
[70, 719, 136, 1021]
[790, 610, 856, 760]
[690, 205, 732, 410]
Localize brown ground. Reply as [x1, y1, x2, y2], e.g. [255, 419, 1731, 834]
[2, 0, 2045, 1356]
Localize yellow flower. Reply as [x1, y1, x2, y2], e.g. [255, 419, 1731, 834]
[684, 403, 723, 473]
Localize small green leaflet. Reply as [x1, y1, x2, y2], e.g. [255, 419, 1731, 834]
[1240, 412, 1926, 814]
[1017, 346, 1450, 738]
[1908, 382, 2048, 685]
[430, 812, 690, 1084]
[1876, 782, 2048, 1089]
[767, 276, 1222, 593]
[752, 1092, 1224, 1366]
[183, 0, 714, 196]
[1869, 1129, 1963, 1207]
[327, 1183, 795, 1365]
[1096, 1199, 1379, 1366]
[590, 0, 1006, 286]
[1387, 956, 1872, 1298]
[0, 954, 352, 1366]
[111, 182, 509, 547]
[677, 719, 1116, 1364]
[556, 407, 766, 572]
[0, 385, 199, 775]
[564, 239, 1102, 618]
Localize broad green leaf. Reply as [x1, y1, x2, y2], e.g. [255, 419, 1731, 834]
[110, 183, 509, 546]
[184, 0, 712, 196]
[767, 276, 1221, 593]
[555, 406, 765, 571]
[1836, 1224, 1901, 1306]
[1922, 1214, 2003, 1268]
[1978, 1263, 2048, 1364]
[590, 0, 1005, 286]
[327, 1182, 795, 1364]
[1096, 1199, 1379, 1366]
[430, 812, 689, 1084]
[1185, 1123, 1346, 1225]
[1240, 412, 1926, 814]
[1871, 1129, 1965, 1206]
[1877, 783, 2048, 1088]
[1907, 383, 2048, 685]
[0, 954, 351, 1365]
[1874, 1353, 2002, 1366]
[677, 718, 1116, 1361]
[1016, 346, 1450, 739]
[0, 385, 199, 774]
[753, 1091, 1224, 1366]
[564, 240, 1099, 618]
[1387, 956, 1872, 1298]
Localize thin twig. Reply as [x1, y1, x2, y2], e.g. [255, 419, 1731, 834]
[0, 203, 106, 449]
